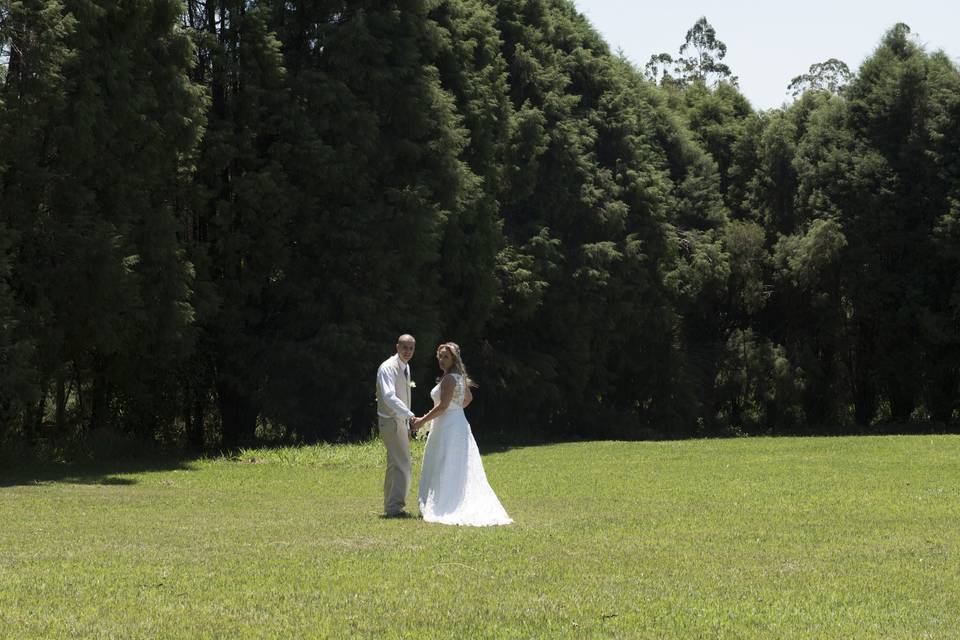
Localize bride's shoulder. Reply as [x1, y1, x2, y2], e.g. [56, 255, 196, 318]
[439, 372, 462, 385]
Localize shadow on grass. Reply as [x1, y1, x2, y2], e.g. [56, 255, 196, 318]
[0, 455, 199, 488]
[470, 430, 561, 456]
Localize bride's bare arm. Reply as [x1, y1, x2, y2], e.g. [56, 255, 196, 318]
[417, 375, 456, 423]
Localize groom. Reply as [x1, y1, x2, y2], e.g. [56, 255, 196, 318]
[376, 334, 421, 517]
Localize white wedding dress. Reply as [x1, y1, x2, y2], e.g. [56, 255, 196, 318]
[418, 374, 512, 526]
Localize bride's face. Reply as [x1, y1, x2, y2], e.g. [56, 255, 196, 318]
[436, 349, 454, 372]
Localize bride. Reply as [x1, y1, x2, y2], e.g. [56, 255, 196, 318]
[413, 342, 512, 526]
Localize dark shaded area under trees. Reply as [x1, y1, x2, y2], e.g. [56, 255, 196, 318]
[1, 1, 958, 457]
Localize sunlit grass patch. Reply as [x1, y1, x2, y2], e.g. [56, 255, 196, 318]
[1, 435, 957, 638]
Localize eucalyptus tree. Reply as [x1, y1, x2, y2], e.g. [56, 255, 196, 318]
[677, 17, 737, 87]
[787, 58, 852, 98]
[645, 16, 736, 89]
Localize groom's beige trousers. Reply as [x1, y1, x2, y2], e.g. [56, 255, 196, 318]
[379, 417, 411, 514]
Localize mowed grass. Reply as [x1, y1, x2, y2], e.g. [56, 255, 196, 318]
[1, 435, 958, 639]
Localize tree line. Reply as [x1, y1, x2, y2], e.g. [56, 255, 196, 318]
[1, 0, 958, 453]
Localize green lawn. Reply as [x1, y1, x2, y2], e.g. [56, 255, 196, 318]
[1, 435, 958, 639]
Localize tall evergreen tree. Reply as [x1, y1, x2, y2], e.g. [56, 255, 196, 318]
[426, 0, 510, 350]
[246, 1, 477, 441]
[0, 0, 76, 438]
[841, 24, 960, 423]
[0, 226, 33, 435]
[486, 0, 690, 436]
[1, 0, 204, 439]
[184, 0, 301, 447]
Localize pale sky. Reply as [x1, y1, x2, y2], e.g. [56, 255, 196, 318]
[572, 0, 960, 111]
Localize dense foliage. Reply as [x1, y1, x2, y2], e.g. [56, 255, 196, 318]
[1, 1, 958, 452]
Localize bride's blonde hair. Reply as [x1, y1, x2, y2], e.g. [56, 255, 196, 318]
[437, 342, 477, 388]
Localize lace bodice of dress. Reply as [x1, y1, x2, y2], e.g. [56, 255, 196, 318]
[430, 373, 465, 409]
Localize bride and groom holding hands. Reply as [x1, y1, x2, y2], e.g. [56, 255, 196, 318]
[375, 334, 512, 526]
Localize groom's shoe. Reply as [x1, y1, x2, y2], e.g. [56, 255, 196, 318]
[384, 510, 413, 519]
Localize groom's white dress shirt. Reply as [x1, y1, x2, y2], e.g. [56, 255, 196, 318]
[376, 354, 414, 422]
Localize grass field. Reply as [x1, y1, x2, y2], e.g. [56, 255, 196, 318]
[1, 435, 958, 639]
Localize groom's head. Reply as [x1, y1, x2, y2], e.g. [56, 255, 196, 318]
[396, 334, 416, 363]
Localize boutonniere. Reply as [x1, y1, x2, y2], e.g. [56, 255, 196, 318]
[408, 380, 416, 389]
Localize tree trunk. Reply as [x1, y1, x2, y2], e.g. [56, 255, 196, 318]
[853, 323, 876, 428]
[887, 385, 914, 423]
[217, 379, 257, 450]
[186, 383, 208, 451]
[804, 342, 835, 427]
[28, 387, 47, 442]
[55, 370, 68, 433]
[4, 15, 24, 96]
[927, 367, 957, 424]
[89, 365, 110, 432]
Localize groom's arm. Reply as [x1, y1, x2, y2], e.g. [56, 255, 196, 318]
[377, 365, 414, 420]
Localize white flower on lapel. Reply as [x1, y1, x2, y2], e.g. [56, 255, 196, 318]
[408, 381, 416, 389]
